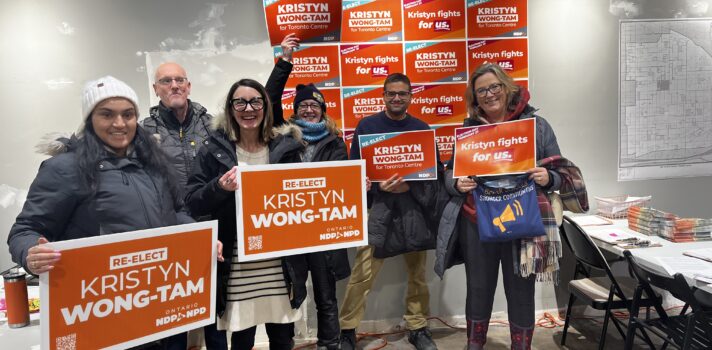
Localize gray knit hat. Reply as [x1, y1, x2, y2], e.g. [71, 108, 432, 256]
[77, 76, 139, 135]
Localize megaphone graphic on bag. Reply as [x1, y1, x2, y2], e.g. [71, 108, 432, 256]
[492, 199, 524, 233]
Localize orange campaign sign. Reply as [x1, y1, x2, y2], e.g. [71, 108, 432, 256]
[263, 0, 342, 45]
[340, 43, 404, 87]
[467, 0, 528, 38]
[409, 84, 468, 125]
[431, 124, 459, 166]
[341, 0, 403, 42]
[515, 79, 528, 90]
[282, 88, 344, 130]
[405, 41, 468, 83]
[359, 130, 438, 181]
[453, 118, 536, 177]
[274, 44, 341, 88]
[467, 38, 528, 79]
[343, 129, 354, 156]
[342, 86, 385, 129]
[236, 160, 368, 261]
[40, 222, 217, 350]
[403, 0, 466, 41]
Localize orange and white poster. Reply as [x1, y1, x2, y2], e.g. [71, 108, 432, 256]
[341, 0, 403, 42]
[340, 43, 404, 87]
[342, 87, 385, 129]
[264, 0, 342, 45]
[467, 38, 528, 79]
[453, 118, 536, 177]
[282, 88, 344, 130]
[359, 130, 438, 181]
[40, 222, 217, 350]
[405, 41, 467, 83]
[343, 129, 355, 156]
[403, 0, 466, 41]
[409, 84, 468, 125]
[431, 124, 459, 166]
[467, 0, 527, 38]
[274, 44, 341, 88]
[236, 160, 367, 261]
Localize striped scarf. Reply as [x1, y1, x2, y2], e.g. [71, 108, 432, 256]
[518, 155, 589, 283]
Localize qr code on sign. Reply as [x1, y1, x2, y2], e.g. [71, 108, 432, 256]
[248, 235, 262, 251]
[56, 333, 76, 350]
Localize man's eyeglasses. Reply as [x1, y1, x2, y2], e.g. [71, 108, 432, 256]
[384, 90, 411, 99]
[156, 77, 189, 86]
[297, 103, 322, 111]
[475, 83, 504, 97]
[230, 98, 264, 112]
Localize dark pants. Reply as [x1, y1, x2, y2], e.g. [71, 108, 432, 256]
[231, 323, 294, 350]
[306, 252, 340, 348]
[161, 322, 227, 350]
[458, 218, 535, 327]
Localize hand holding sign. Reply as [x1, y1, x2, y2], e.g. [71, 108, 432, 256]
[379, 173, 410, 193]
[219, 166, 238, 191]
[455, 177, 477, 193]
[526, 167, 549, 187]
[26, 237, 61, 274]
[280, 33, 300, 61]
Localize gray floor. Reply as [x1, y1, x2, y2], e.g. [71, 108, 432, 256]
[290, 316, 661, 349]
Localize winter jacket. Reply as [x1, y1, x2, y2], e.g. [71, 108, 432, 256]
[141, 100, 213, 187]
[299, 131, 351, 280]
[434, 105, 562, 277]
[8, 136, 193, 272]
[184, 119, 308, 316]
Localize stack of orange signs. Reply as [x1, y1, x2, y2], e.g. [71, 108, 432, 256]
[235, 160, 368, 262]
[41, 221, 218, 350]
[359, 130, 438, 182]
[453, 118, 536, 177]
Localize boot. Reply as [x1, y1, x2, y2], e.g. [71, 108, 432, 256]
[466, 319, 489, 350]
[509, 323, 533, 350]
[339, 329, 357, 350]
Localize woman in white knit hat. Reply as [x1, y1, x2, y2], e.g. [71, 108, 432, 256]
[8, 75, 222, 290]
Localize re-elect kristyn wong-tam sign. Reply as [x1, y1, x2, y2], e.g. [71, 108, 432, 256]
[359, 129, 438, 182]
[453, 118, 536, 177]
[236, 160, 368, 262]
[40, 221, 217, 350]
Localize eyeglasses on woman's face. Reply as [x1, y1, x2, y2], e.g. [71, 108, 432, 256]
[230, 98, 264, 112]
[474, 83, 504, 97]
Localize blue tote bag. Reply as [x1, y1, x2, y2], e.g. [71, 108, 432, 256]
[473, 176, 546, 242]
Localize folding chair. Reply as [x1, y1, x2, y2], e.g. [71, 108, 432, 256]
[623, 250, 712, 349]
[560, 216, 658, 350]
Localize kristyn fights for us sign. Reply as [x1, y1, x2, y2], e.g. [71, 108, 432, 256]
[453, 118, 536, 177]
[359, 129, 438, 182]
[236, 160, 368, 262]
[40, 221, 217, 350]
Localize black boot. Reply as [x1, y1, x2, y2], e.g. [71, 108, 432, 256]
[339, 329, 357, 350]
[408, 327, 437, 350]
[466, 319, 489, 350]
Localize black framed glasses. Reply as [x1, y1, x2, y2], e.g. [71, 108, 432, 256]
[297, 103, 322, 111]
[475, 83, 504, 97]
[156, 77, 188, 86]
[384, 90, 411, 99]
[230, 98, 264, 112]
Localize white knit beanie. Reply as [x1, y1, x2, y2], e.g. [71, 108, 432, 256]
[77, 75, 140, 135]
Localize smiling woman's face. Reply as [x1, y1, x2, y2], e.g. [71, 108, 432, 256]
[90, 97, 137, 157]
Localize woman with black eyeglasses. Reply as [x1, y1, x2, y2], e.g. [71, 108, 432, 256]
[185, 35, 309, 350]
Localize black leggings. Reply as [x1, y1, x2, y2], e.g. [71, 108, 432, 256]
[458, 218, 535, 327]
[230, 323, 294, 350]
[306, 252, 340, 347]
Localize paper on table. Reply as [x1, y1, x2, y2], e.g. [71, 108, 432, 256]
[657, 256, 712, 277]
[570, 215, 613, 226]
[586, 228, 637, 244]
[683, 248, 712, 263]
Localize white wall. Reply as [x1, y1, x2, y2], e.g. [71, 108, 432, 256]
[1, 0, 711, 338]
